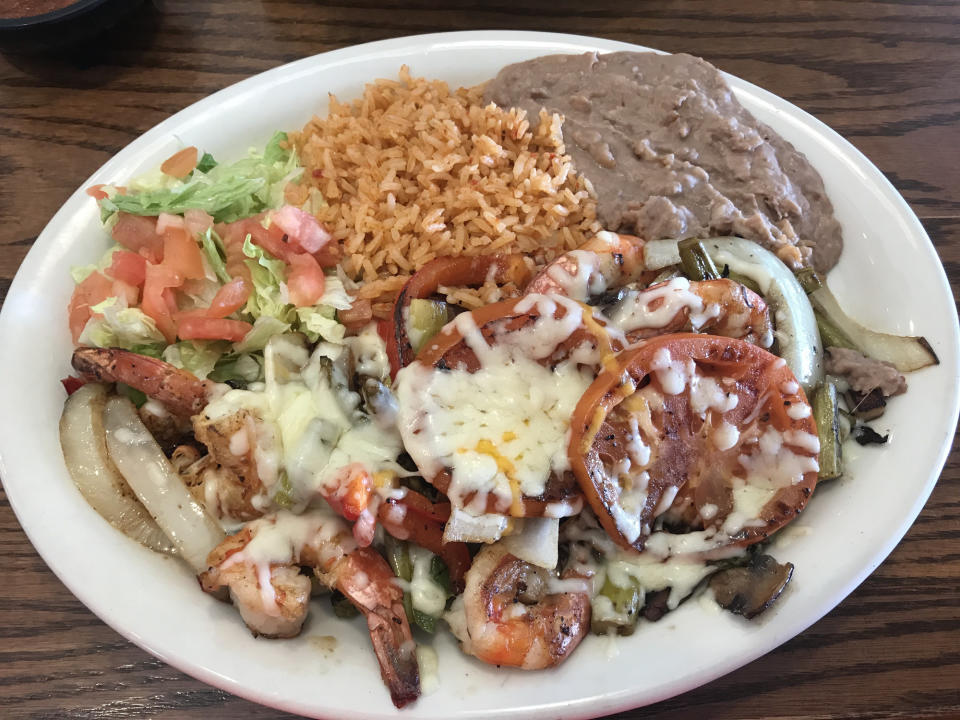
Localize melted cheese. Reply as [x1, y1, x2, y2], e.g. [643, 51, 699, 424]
[346, 322, 391, 381]
[786, 402, 812, 420]
[395, 299, 594, 514]
[739, 427, 820, 489]
[605, 552, 717, 611]
[415, 646, 440, 695]
[201, 335, 405, 512]
[542, 231, 622, 301]
[608, 277, 721, 334]
[410, 545, 448, 617]
[223, 509, 354, 572]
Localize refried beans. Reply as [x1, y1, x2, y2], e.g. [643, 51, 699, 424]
[485, 52, 843, 273]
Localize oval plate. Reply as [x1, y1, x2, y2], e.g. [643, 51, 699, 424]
[0, 30, 957, 720]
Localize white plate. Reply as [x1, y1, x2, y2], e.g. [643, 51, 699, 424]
[1, 30, 957, 720]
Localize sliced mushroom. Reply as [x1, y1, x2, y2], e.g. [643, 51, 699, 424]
[708, 554, 794, 619]
[844, 387, 886, 420]
[640, 588, 672, 622]
[852, 424, 889, 446]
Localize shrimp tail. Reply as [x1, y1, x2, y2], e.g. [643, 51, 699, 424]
[335, 547, 421, 708]
[72, 346, 211, 417]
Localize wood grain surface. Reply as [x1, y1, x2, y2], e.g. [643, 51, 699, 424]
[1, 1, 958, 718]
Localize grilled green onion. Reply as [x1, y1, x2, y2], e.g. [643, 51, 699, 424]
[794, 267, 823, 295]
[812, 381, 843, 481]
[591, 575, 642, 635]
[815, 309, 858, 351]
[678, 238, 721, 281]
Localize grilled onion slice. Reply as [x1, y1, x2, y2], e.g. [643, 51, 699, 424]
[59, 383, 175, 555]
[103, 395, 225, 572]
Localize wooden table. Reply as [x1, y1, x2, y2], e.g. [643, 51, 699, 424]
[1, 2, 958, 718]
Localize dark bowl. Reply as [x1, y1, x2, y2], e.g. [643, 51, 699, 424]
[0, 0, 144, 51]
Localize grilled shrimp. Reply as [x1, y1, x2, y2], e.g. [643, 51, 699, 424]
[525, 230, 655, 302]
[608, 277, 774, 348]
[200, 510, 420, 708]
[448, 543, 591, 670]
[199, 521, 314, 638]
[525, 233, 773, 349]
[72, 346, 212, 417]
[72, 347, 270, 520]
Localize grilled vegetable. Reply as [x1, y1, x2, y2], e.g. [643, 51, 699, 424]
[678, 238, 721, 281]
[844, 387, 887, 420]
[852, 425, 889, 445]
[59, 383, 175, 555]
[812, 381, 843, 481]
[407, 299, 450, 355]
[103, 396, 225, 572]
[591, 575, 642, 635]
[709, 554, 794, 619]
[703, 237, 823, 393]
[808, 281, 938, 372]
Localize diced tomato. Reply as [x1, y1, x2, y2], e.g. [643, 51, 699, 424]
[141, 263, 180, 342]
[184, 209, 214, 237]
[105, 250, 147, 287]
[174, 308, 209, 323]
[160, 146, 198, 179]
[156, 212, 185, 234]
[341, 467, 374, 521]
[287, 252, 325, 307]
[217, 221, 253, 283]
[271, 205, 332, 253]
[177, 316, 253, 342]
[112, 213, 164, 264]
[163, 286, 179, 315]
[61, 376, 86, 395]
[207, 277, 250, 318]
[338, 297, 373, 329]
[86, 184, 109, 200]
[161, 226, 206, 282]
[312, 241, 341, 268]
[67, 271, 113, 343]
[242, 216, 296, 262]
[112, 279, 140, 307]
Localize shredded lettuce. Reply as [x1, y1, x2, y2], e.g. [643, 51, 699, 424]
[71, 264, 98, 284]
[242, 235, 296, 322]
[234, 316, 291, 353]
[162, 340, 229, 379]
[297, 305, 346, 344]
[116, 383, 148, 408]
[127, 167, 184, 194]
[196, 152, 217, 174]
[200, 228, 231, 283]
[70, 245, 120, 284]
[318, 275, 354, 311]
[209, 352, 264, 384]
[100, 132, 302, 223]
[78, 297, 167, 352]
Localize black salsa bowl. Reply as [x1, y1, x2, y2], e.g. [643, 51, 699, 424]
[0, 0, 144, 51]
